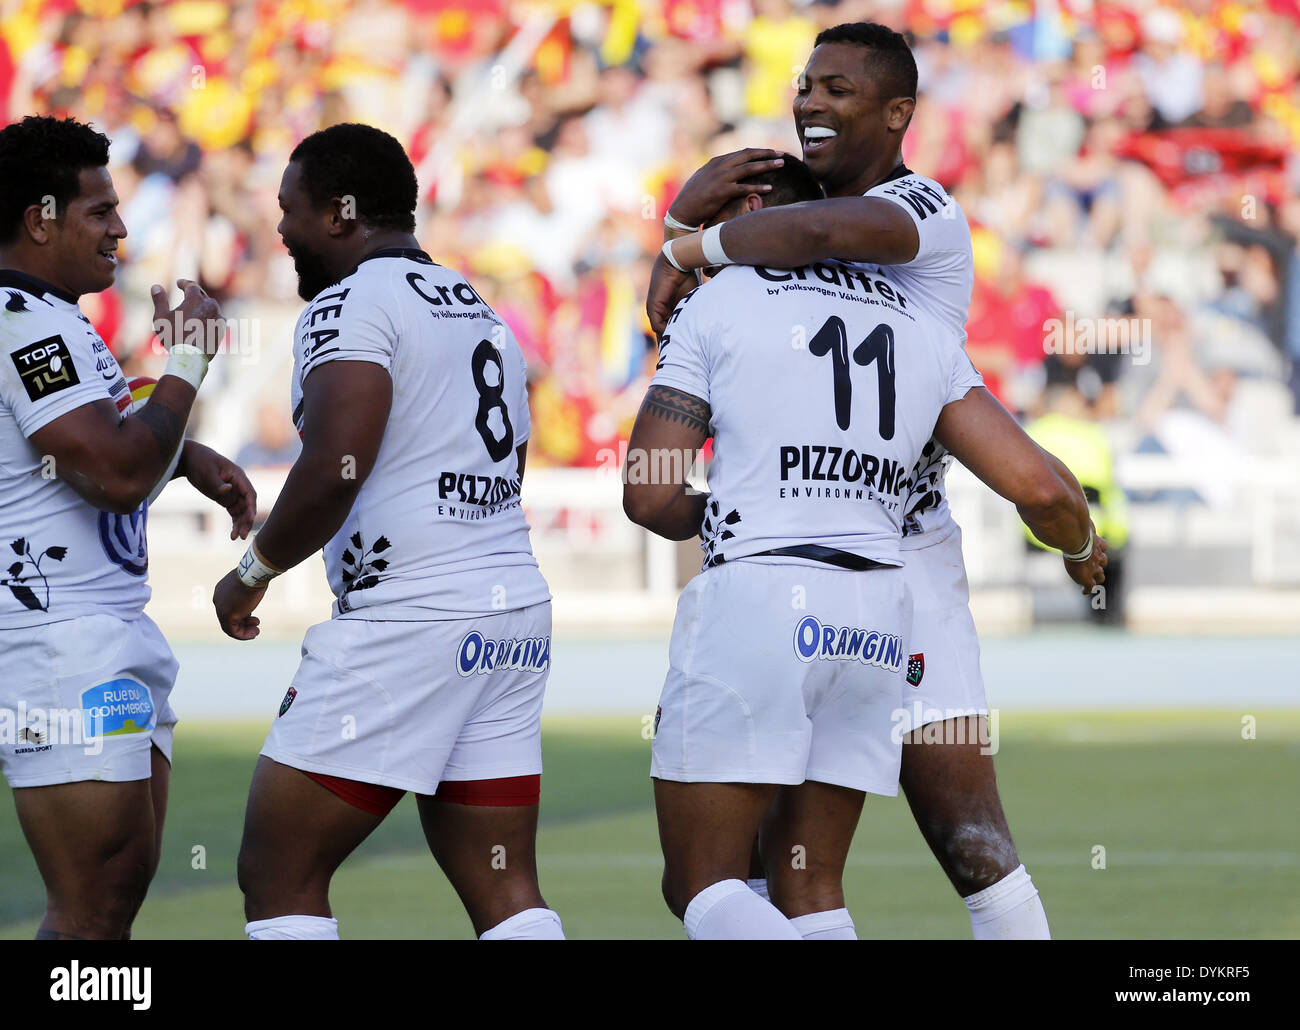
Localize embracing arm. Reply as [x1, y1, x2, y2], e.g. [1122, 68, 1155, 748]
[934, 386, 1107, 592]
[650, 196, 920, 334]
[697, 197, 919, 268]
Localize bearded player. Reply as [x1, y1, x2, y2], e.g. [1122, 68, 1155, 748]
[0, 115, 252, 939]
[212, 123, 562, 941]
[650, 23, 1091, 938]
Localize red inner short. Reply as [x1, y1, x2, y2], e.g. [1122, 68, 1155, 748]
[303, 770, 540, 815]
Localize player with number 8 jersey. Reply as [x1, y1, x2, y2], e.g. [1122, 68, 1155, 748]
[213, 124, 561, 942]
[288, 251, 548, 619]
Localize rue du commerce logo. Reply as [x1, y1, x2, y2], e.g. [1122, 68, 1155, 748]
[1042, 312, 1152, 366]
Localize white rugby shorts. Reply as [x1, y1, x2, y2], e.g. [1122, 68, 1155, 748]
[651, 559, 911, 796]
[0, 612, 178, 788]
[262, 601, 551, 794]
[895, 523, 988, 735]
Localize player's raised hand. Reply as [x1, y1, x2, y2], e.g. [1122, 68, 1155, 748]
[213, 568, 265, 640]
[668, 148, 785, 229]
[181, 441, 258, 540]
[1064, 529, 1108, 595]
[151, 278, 225, 360]
[647, 252, 697, 337]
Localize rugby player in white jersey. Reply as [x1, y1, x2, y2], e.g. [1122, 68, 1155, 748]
[0, 115, 252, 939]
[211, 124, 562, 941]
[627, 154, 1104, 939]
[645, 24, 1108, 938]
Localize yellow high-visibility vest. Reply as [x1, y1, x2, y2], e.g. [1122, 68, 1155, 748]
[1024, 413, 1130, 550]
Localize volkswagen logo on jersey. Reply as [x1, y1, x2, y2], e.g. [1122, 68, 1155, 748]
[793, 614, 903, 671]
[98, 504, 148, 576]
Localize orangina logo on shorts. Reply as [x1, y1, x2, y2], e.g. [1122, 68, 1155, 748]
[456, 632, 550, 677]
[792, 615, 903, 672]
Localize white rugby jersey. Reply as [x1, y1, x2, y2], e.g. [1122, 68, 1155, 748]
[864, 166, 974, 546]
[0, 270, 145, 629]
[289, 248, 549, 620]
[650, 259, 982, 570]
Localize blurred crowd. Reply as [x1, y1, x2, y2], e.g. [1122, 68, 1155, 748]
[2, 0, 1299, 491]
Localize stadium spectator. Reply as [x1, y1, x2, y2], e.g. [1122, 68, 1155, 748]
[3, 0, 1294, 472]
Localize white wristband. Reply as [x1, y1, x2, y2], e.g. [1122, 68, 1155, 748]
[700, 223, 733, 267]
[661, 239, 687, 273]
[237, 539, 284, 588]
[664, 210, 699, 233]
[1063, 532, 1094, 562]
[161, 343, 209, 391]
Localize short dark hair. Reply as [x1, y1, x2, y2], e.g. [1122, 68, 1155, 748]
[744, 153, 824, 207]
[814, 22, 918, 100]
[289, 123, 418, 233]
[0, 116, 111, 245]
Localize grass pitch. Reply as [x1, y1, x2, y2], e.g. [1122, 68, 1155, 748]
[2, 710, 1297, 939]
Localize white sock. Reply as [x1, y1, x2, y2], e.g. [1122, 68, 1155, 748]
[479, 907, 565, 940]
[245, 914, 339, 940]
[683, 878, 801, 940]
[789, 907, 857, 940]
[963, 864, 1051, 940]
[746, 877, 770, 901]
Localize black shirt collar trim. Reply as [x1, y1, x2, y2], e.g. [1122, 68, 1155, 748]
[355, 247, 434, 268]
[879, 163, 913, 185]
[0, 269, 78, 305]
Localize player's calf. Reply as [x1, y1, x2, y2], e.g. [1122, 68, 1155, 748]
[759, 780, 863, 940]
[900, 724, 1050, 938]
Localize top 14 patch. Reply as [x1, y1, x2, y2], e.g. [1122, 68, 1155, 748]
[11, 335, 81, 401]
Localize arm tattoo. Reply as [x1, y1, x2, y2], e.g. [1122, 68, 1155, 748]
[644, 385, 711, 435]
[135, 399, 186, 462]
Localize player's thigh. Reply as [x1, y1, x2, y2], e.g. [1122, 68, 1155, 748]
[147, 744, 170, 869]
[238, 755, 387, 892]
[14, 776, 156, 905]
[415, 795, 543, 933]
[900, 718, 1008, 827]
[761, 779, 865, 917]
